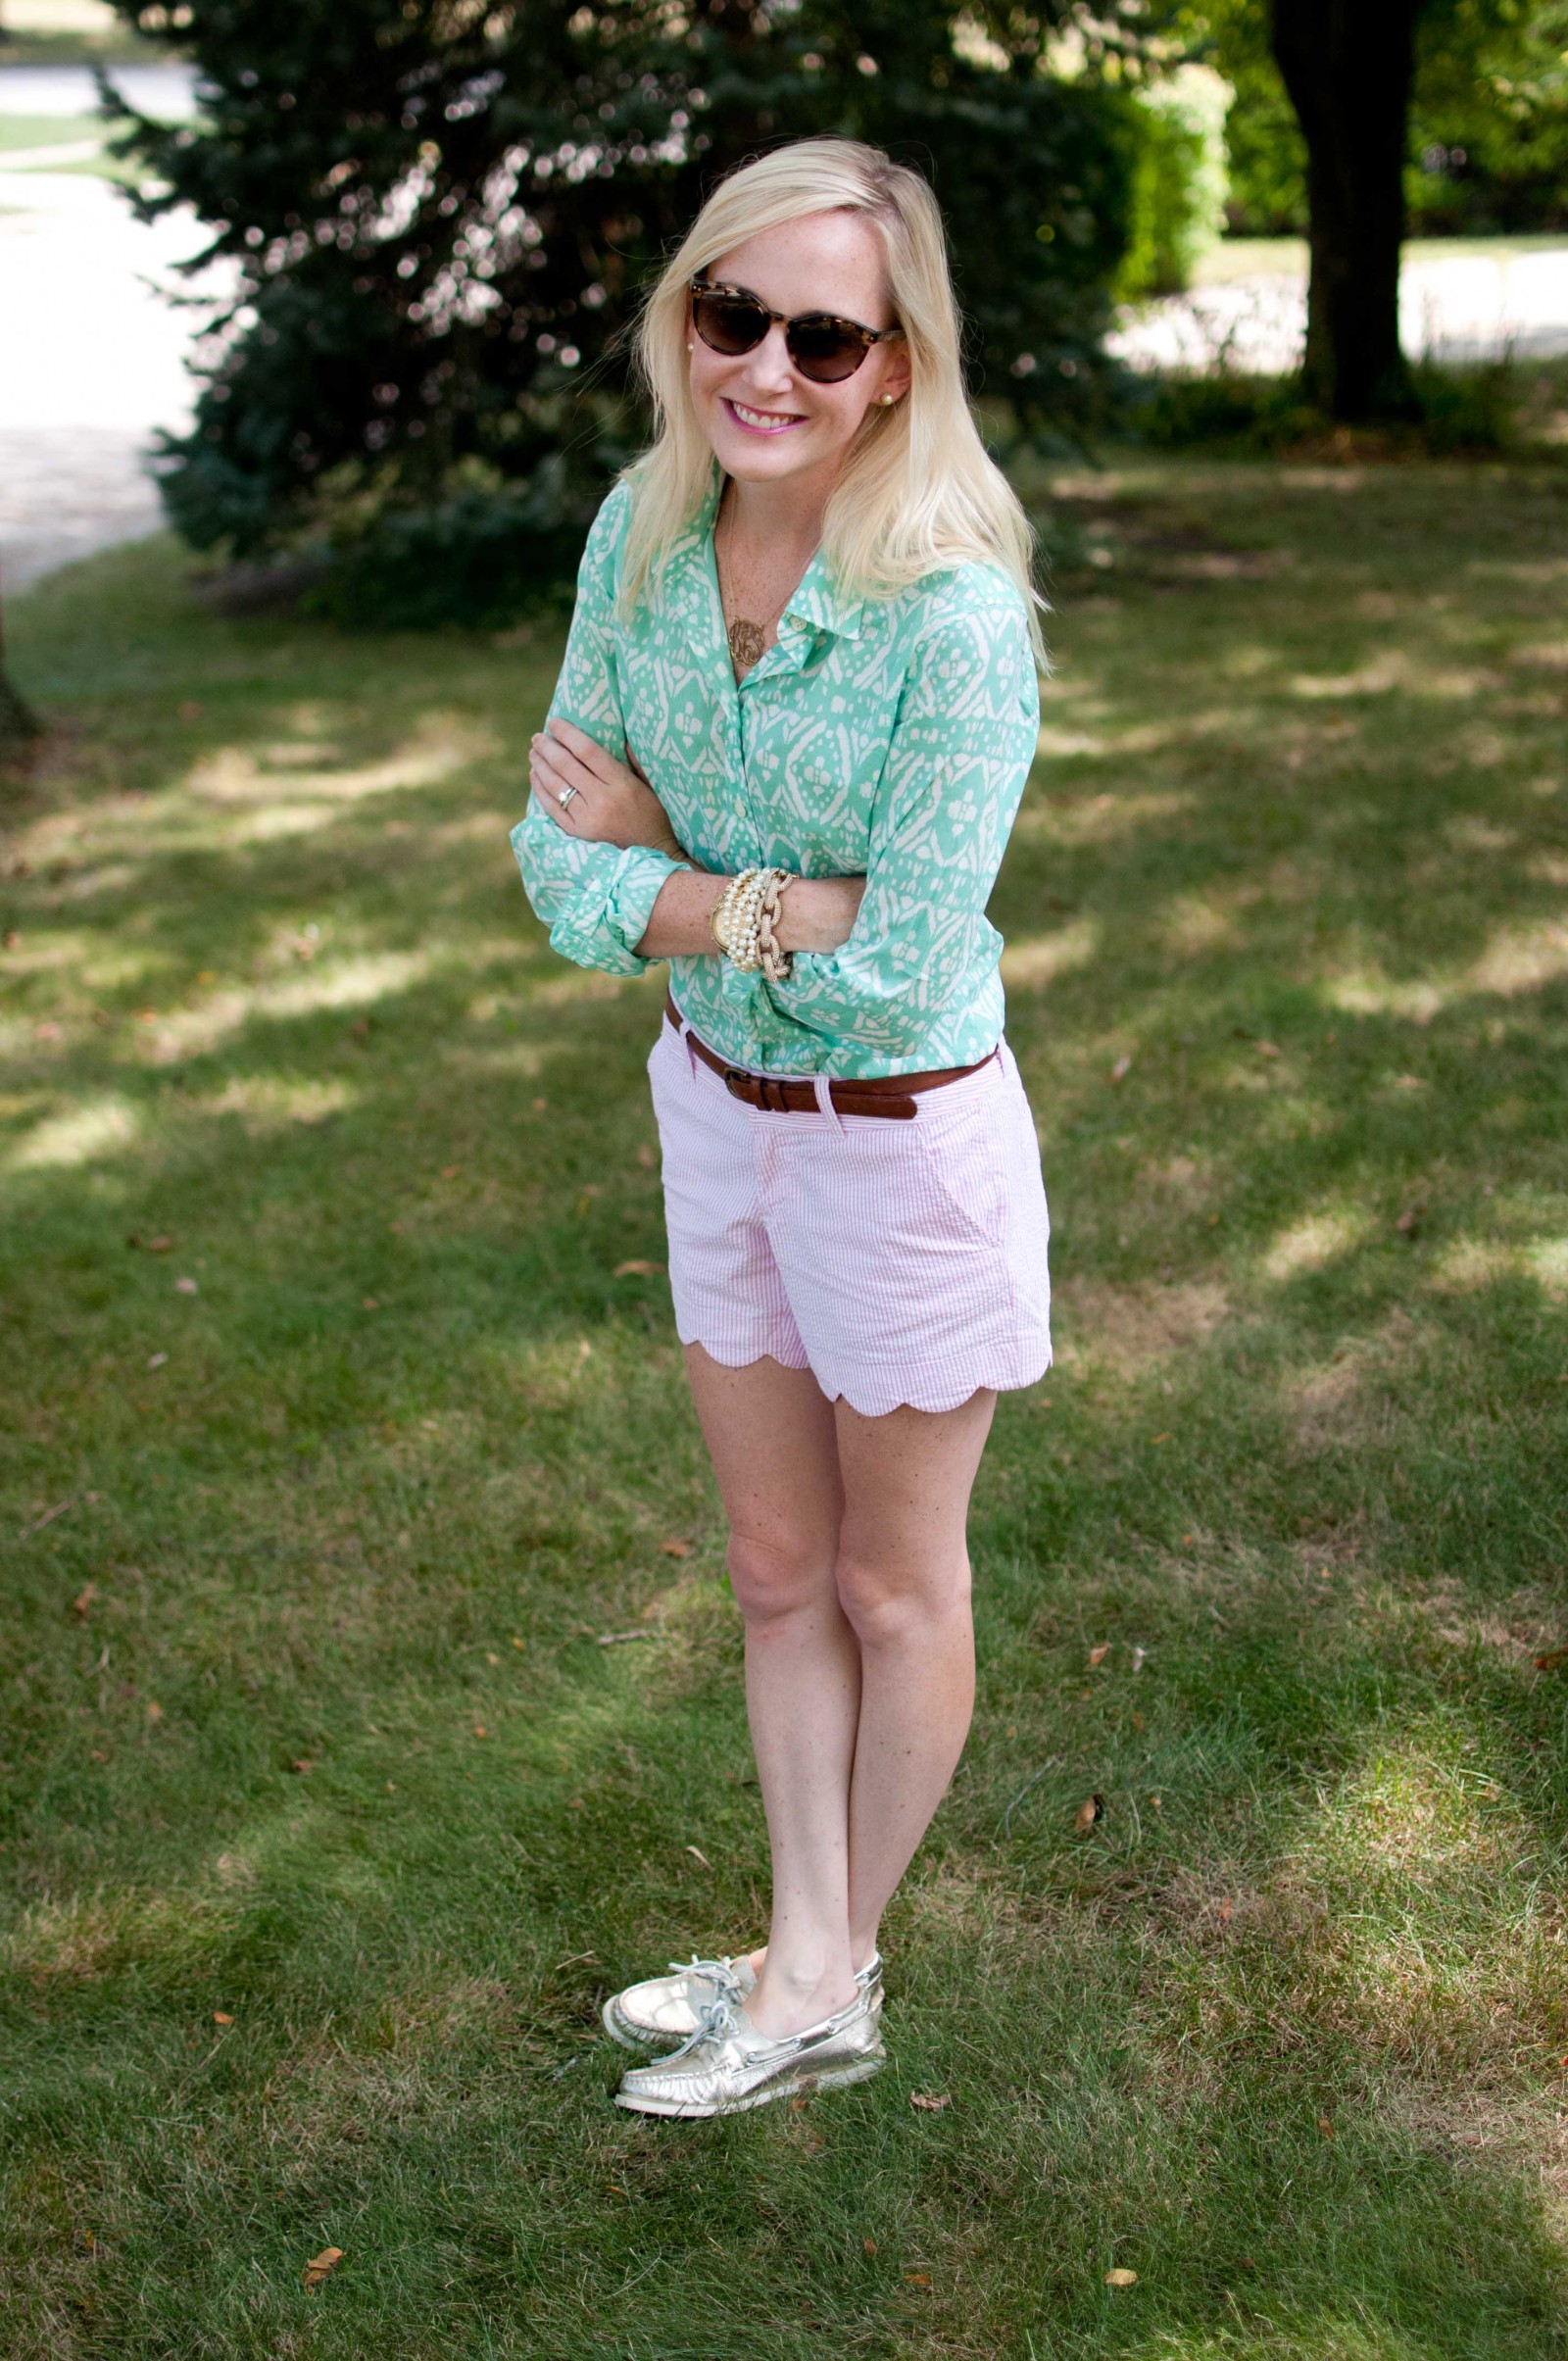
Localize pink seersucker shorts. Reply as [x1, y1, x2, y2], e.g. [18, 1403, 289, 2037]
[646, 1007, 1052, 1418]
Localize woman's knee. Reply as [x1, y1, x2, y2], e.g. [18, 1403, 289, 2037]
[726, 1529, 832, 1624]
[835, 1550, 971, 1648]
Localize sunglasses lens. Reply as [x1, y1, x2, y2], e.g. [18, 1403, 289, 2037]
[693, 291, 768, 356]
[787, 319, 869, 383]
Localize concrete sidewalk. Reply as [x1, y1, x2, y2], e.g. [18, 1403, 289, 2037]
[0, 163, 229, 590]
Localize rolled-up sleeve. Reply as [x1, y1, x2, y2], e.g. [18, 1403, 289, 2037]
[767, 589, 1040, 1057]
[510, 484, 685, 975]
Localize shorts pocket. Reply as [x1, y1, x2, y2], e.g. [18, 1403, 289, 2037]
[913, 1099, 1012, 1252]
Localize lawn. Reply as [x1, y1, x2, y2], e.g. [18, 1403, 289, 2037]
[3, 456, 1568, 2359]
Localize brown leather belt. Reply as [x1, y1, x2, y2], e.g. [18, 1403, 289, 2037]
[663, 991, 996, 1119]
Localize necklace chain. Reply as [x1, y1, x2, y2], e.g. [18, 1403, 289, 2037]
[718, 497, 790, 677]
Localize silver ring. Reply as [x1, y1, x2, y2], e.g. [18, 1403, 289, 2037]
[557, 784, 580, 809]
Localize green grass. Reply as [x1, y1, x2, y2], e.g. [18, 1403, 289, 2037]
[3, 458, 1567, 2358]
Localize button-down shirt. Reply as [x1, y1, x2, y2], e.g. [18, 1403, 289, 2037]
[511, 476, 1040, 1078]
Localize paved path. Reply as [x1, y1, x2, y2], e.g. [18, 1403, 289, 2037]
[0, 165, 228, 590]
[1111, 241, 1568, 374]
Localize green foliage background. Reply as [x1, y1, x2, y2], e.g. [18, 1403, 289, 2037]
[1185, 0, 1568, 235]
[105, 0, 1138, 621]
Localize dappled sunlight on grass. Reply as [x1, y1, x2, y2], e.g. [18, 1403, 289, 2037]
[5, 1091, 138, 1171]
[1263, 1205, 1373, 1281]
[4, 467, 1567, 2354]
[198, 1074, 363, 1128]
[149, 951, 433, 1060]
[1014, 786, 1198, 845]
[1000, 915, 1101, 989]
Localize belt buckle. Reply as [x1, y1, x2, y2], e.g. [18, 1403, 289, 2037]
[722, 1067, 752, 1104]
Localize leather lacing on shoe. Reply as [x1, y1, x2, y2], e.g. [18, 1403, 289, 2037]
[662, 1990, 744, 2064]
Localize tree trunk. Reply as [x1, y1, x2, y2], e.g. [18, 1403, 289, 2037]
[0, 582, 40, 752]
[1271, 0, 1431, 419]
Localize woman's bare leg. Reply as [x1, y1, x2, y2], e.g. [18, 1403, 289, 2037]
[683, 1347, 861, 2039]
[685, 1347, 997, 2039]
[833, 1389, 996, 1970]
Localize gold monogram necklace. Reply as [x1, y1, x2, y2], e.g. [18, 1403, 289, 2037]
[717, 497, 794, 679]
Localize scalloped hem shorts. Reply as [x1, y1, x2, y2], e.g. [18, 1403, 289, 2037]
[647, 1006, 1052, 1419]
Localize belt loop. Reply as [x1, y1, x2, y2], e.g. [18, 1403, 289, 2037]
[812, 1072, 845, 1133]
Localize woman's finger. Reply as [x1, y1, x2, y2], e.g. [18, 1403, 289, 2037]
[546, 716, 621, 783]
[530, 738, 593, 807]
[531, 782, 578, 833]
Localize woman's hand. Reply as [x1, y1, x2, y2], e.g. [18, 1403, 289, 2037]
[529, 716, 686, 860]
[774, 876, 866, 956]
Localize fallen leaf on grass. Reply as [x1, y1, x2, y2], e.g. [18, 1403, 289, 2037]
[1218, 1897, 1234, 1925]
[1255, 1041, 1282, 1059]
[1088, 1643, 1110, 1666]
[440, 1163, 462, 1180]
[146, 1353, 169, 1370]
[72, 1583, 95, 1619]
[905, 2273, 931, 2287]
[1317, 2114, 1334, 2139]
[863, 2236, 877, 2254]
[213, 2011, 233, 2026]
[1104, 2267, 1139, 2287]
[511, 1635, 524, 1648]
[145, 1700, 163, 1724]
[635, 1143, 657, 1169]
[90, 1747, 108, 1763]
[598, 1630, 653, 1648]
[174, 1275, 199, 1295]
[1108, 1054, 1133, 1083]
[685, 1845, 712, 1869]
[909, 2092, 951, 2112]
[1151, 1431, 1173, 1445]
[1534, 1647, 1568, 1671]
[302, 2247, 344, 2290]
[660, 1538, 692, 1557]
[128, 1234, 173, 1253]
[1074, 1795, 1104, 1833]
[613, 1258, 664, 1277]
[1395, 1203, 1426, 1235]
[472, 1725, 488, 1739]
[289, 1757, 316, 1776]
[1129, 1646, 1146, 1674]
[363, 1297, 379, 1311]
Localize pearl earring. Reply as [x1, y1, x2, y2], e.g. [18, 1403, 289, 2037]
[879, 393, 896, 406]
[686, 341, 695, 352]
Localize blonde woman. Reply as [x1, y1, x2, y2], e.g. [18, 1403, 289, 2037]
[514, 136, 1051, 2118]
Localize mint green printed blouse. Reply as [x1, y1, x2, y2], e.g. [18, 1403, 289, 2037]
[511, 476, 1040, 1079]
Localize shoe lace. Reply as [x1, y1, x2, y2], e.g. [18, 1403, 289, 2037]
[664, 1951, 745, 1992]
[663, 1990, 739, 2065]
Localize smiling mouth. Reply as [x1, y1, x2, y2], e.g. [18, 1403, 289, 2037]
[722, 397, 805, 435]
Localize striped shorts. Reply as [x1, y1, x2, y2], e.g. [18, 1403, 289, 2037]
[647, 1008, 1052, 1419]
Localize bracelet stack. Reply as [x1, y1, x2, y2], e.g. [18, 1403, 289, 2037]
[710, 866, 794, 983]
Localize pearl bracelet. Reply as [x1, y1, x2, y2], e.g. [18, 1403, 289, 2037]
[711, 865, 793, 977]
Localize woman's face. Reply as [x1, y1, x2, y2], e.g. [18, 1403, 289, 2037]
[687, 209, 911, 499]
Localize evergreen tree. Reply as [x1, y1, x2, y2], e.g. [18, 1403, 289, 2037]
[105, 0, 1134, 619]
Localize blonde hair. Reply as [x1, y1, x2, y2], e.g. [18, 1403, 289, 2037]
[619, 137, 1047, 665]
